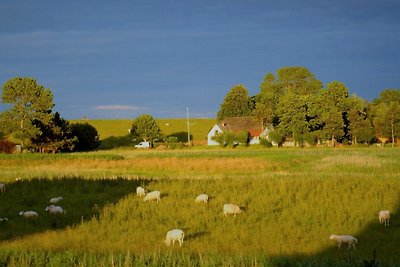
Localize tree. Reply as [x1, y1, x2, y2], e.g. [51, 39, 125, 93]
[0, 77, 54, 148]
[130, 114, 161, 145]
[71, 123, 100, 151]
[347, 96, 374, 144]
[31, 112, 77, 153]
[252, 95, 274, 131]
[217, 84, 254, 121]
[313, 81, 350, 144]
[268, 66, 322, 96]
[370, 89, 400, 146]
[276, 93, 312, 146]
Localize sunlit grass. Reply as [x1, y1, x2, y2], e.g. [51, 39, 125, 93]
[0, 147, 399, 266]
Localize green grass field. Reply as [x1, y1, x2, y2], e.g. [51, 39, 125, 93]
[0, 147, 399, 266]
[70, 118, 216, 148]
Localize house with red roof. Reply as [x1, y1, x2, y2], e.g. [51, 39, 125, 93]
[207, 116, 273, 146]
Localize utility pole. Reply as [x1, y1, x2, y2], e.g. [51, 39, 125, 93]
[186, 107, 197, 145]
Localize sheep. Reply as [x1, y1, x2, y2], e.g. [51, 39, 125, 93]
[136, 186, 146, 197]
[379, 210, 390, 226]
[165, 229, 185, 247]
[195, 194, 209, 203]
[19, 211, 39, 218]
[330, 234, 357, 250]
[45, 205, 66, 214]
[49, 196, 63, 204]
[223, 204, 241, 217]
[0, 218, 8, 222]
[0, 183, 5, 193]
[144, 190, 161, 203]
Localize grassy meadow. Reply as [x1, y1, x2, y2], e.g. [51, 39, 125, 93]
[69, 118, 216, 148]
[0, 147, 399, 266]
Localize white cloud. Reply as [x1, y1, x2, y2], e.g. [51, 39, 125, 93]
[95, 105, 141, 111]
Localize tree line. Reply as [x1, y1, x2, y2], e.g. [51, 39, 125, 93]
[217, 66, 400, 147]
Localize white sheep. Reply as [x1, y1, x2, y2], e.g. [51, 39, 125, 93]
[0, 183, 5, 193]
[19, 211, 39, 218]
[223, 204, 241, 217]
[330, 234, 357, 250]
[379, 210, 390, 226]
[165, 229, 185, 247]
[0, 218, 8, 222]
[136, 186, 146, 197]
[195, 194, 209, 203]
[144, 190, 161, 203]
[49, 196, 63, 204]
[45, 205, 66, 214]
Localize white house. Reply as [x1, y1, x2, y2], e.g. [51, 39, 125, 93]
[207, 117, 273, 146]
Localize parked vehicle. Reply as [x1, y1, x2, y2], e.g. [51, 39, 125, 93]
[134, 141, 150, 149]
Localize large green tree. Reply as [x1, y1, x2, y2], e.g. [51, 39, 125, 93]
[261, 66, 323, 97]
[217, 84, 253, 121]
[0, 77, 54, 148]
[130, 114, 161, 145]
[347, 96, 374, 144]
[370, 89, 400, 146]
[311, 81, 350, 144]
[31, 112, 77, 153]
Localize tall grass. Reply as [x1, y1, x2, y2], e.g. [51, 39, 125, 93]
[0, 147, 399, 266]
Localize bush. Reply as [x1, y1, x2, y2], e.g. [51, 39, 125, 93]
[260, 138, 273, 148]
[71, 123, 100, 151]
[165, 136, 183, 149]
[0, 140, 16, 154]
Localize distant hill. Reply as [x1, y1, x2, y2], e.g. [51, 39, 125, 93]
[70, 118, 216, 148]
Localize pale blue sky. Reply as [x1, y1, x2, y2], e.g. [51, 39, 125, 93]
[1, 1, 399, 119]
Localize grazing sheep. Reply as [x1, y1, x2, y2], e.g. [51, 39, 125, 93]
[45, 205, 65, 214]
[136, 186, 146, 197]
[0, 183, 5, 193]
[15, 177, 22, 182]
[379, 210, 390, 226]
[144, 191, 161, 203]
[223, 204, 241, 217]
[195, 194, 209, 203]
[330, 235, 357, 250]
[0, 218, 8, 222]
[49, 196, 63, 204]
[165, 229, 185, 247]
[19, 211, 39, 218]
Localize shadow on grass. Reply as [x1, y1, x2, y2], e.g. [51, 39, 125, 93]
[280, 200, 400, 266]
[99, 134, 133, 149]
[0, 177, 150, 241]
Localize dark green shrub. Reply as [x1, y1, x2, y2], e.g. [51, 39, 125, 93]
[70, 123, 100, 151]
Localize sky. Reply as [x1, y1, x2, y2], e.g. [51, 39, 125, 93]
[1, 0, 399, 119]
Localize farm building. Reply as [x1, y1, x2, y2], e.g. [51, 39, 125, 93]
[207, 117, 273, 146]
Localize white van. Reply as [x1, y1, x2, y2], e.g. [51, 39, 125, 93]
[134, 141, 150, 149]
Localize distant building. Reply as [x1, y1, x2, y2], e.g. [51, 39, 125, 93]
[207, 116, 273, 146]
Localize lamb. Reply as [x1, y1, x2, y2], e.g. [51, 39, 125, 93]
[136, 186, 146, 197]
[0, 183, 5, 193]
[223, 204, 241, 217]
[19, 211, 39, 218]
[195, 193, 209, 203]
[330, 234, 357, 250]
[165, 229, 185, 247]
[45, 205, 66, 214]
[50, 196, 63, 204]
[144, 190, 161, 203]
[379, 210, 390, 226]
